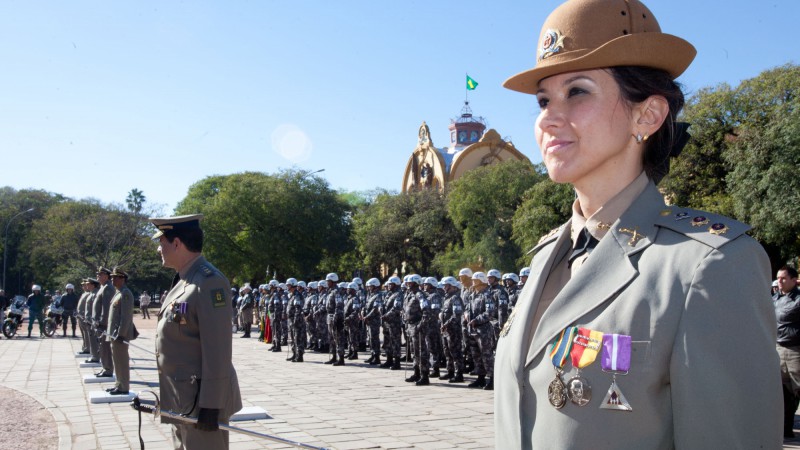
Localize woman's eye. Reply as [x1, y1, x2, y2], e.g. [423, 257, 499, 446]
[568, 87, 587, 97]
[537, 97, 549, 109]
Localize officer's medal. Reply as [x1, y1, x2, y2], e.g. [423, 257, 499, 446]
[548, 327, 576, 409]
[599, 334, 633, 411]
[566, 327, 603, 406]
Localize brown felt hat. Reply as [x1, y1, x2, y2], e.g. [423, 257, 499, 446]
[504, 0, 696, 94]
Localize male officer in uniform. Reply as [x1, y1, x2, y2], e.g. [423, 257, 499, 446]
[380, 276, 404, 370]
[93, 267, 116, 377]
[76, 279, 92, 354]
[106, 268, 135, 395]
[84, 278, 101, 362]
[151, 214, 242, 450]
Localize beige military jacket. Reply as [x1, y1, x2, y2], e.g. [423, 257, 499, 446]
[156, 255, 242, 423]
[76, 292, 89, 320]
[93, 281, 116, 327]
[494, 182, 782, 449]
[107, 286, 134, 341]
[85, 287, 99, 322]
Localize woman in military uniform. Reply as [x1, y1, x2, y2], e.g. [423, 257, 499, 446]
[494, 0, 782, 448]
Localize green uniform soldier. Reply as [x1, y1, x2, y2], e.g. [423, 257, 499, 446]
[106, 268, 135, 394]
[151, 214, 242, 450]
[93, 267, 116, 377]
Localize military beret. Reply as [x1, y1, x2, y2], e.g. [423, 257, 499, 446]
[149, 214, 204, 239]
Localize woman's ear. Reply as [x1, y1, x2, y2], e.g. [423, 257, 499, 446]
[634, 95, 669, 138]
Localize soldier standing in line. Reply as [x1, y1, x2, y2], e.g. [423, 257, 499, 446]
[285, 278, 306, 362]
[344, 282, 362, 360]
[314, 281, 329, 352]
[93, 267, 116, 378]
[60, 283, 79, 337]
[439, 276, 465, 383]
[422, 277, 444, 378]
[403, 274, 432, 386]
[106, 268, 134, 395]
[238, 285, 254, 338]
[279, 283, 290, 346]
[362, 278, 384, 366]
[518, 266, 530, 289]
[303, 281, 318, 351]
[502, 273, 520, 309]
[380, 276, 404, 370]
[76, 279, 92, 354]
[466, 271, 496, 390]
[26, 284, 46, 338]
[267, 281, 283, 352]
[458, 268, 475, 373]
[487, 269, 510, 340]
[151, 214, 242, 449]
[323, 273, 346, 366]
[84, 278, 101, 363]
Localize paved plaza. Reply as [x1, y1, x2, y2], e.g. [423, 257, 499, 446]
[0, 316, 494, 449]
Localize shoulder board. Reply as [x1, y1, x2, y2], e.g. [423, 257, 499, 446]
[527, 225, 565, 255]
[655, 207, 750, 249]
[200, 263, 215, 278]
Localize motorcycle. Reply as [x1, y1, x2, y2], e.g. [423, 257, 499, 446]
[2, 298, 27, 338]
[43, 303, 64, 338]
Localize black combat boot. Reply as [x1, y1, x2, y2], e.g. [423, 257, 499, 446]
[27, 330, 31, 338]
[449, 370, 464, 383]
[333, 355, 345, 366]
[275, 344, 281, 352]
[380, 356, 393, 368]
[286, 352, 295, 361]
[348, 351, 358, 360]
[324, 355, 336, 364]
[484, 376, 494, 391]
[439, 369, 454, 380]
[370, 355, 381, 366]
[468, 374, 486, 388]
[405, 367, 421, 383]
[293, 354, 303, 363]
[415, 373, 430, 386]
[390, 358, 402, 370]
[430, 367, 440, 378]
[365, 354, 375, 364]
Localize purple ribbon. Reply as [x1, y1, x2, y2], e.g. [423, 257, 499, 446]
[601, 334, 631, 373]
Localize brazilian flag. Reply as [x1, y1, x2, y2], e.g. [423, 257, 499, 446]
[466, 75, 478, 90]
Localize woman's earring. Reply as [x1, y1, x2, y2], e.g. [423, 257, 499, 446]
[635, 133, 643, 144]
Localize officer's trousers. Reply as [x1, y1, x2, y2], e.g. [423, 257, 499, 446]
[172, 423, 229, 450]
[99, 332, 114, 372]
[111, 339, 129, 391]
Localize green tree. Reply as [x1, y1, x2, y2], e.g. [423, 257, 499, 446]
[440, 160, 543, 273]
[125, 188, 146, 213]
[725, 64, 800, 270]
[511, 178, 574, 264]
[175, 169, 352, 285]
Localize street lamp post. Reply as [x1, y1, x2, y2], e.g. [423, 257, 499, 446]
[303, 169, 325, 178]
[2, 207, 35, 291]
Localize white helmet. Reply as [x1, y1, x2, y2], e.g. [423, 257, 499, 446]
[326, 273, 339, 282]
[348, 282, 359, 290]
[32, 284, 42, 291]
[338, 282, 347, 289]
[388, 276, 402, 286]
[441, 276, 459, 288]
[269, 279, 279, 287]
[458, 267, 473, 277]
[298, 280, 306, 288]
[65, 283, 75, 290]
[366, 278, 381, 288]
[352, 277, 363, 286]
[423, 277, 438, 287]
[487, 269, 502, 279]
[278, 283, 287, 290]
[407, 274, 422, 285]
[502, 273, 520, 283]
[471, 272, 488, 284]
[318, 280, 327, 287]
[285, 278, 298, 287]
[519, 267, 531, 277]
[308, 281, 318, 289]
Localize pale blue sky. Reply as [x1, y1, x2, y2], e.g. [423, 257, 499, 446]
[1, 1, 797, 213]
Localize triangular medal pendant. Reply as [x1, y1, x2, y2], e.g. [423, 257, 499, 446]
[600, 378, 632, 411]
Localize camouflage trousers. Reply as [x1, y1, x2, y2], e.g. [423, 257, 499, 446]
[425, 319, 443, 370]
[270, 314, 282, 345]
[346, 320, 360, 354]
[327, 315, 346, 358]
[442, 326, 464, 372]
[290, 319, 306, 355]
[408, 321, 430, 372]
[305, 315, 316, 348]
[466, 324, 495, 377]
[366, 321, 381, 358]
[385, 320, 403, 361]
[315, 313, 328, 348]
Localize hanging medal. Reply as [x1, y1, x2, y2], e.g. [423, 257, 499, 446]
[547, 327, 577, 409]
[599, 333, 633, 411]
[567, 327, 603, 406]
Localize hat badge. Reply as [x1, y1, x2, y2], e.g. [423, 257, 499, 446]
[538, 29, 565, 61]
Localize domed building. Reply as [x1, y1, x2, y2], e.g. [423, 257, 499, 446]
[401, 102, 530, 193]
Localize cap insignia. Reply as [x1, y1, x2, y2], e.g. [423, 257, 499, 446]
[690, 216, 709, 227]
[538, 29, 565, 61]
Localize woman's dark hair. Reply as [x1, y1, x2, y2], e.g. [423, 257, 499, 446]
[163, 227, 204, 253]
[610, 66, 686, 184]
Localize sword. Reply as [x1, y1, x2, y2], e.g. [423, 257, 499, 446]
[131, 391, 329, 450]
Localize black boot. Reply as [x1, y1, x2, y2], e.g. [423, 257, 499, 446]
[484, 376, 494, 391]
[27, 330, 31, 338]
[380, 356, 393, 368]
[275, 344, 281, 352]
[405, 368, 421, 383]
[415, 373, 430, 386]
[449, 370, 464, 383]
[365, 355, 375, 364]
[370, 355, 381, 366]
[348, 351, 358, 360]
[333, 355, 345, 366]
[430, 368, 440, 378]
[324, 355, 336, 364]
[468, 374, 486, 388]
[286, 352, 295, 361]
[293, 354, 303, 363]
[390, 359, 401, 370]
[439, 370, 454, 380]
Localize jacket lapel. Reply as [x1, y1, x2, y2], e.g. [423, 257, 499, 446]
[525, 182, 665, 367]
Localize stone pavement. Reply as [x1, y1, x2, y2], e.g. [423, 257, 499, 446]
[0, 316, 495, 449]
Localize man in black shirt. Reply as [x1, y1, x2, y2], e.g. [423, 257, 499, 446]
[775, 266, 800, 438]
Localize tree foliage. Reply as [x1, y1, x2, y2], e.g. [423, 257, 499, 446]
[175, 170, 352, 285]
[512, 178, 574, 264]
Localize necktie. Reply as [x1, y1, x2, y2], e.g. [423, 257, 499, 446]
[568, 228, 599, 267]
[171, 273, 181, 289]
